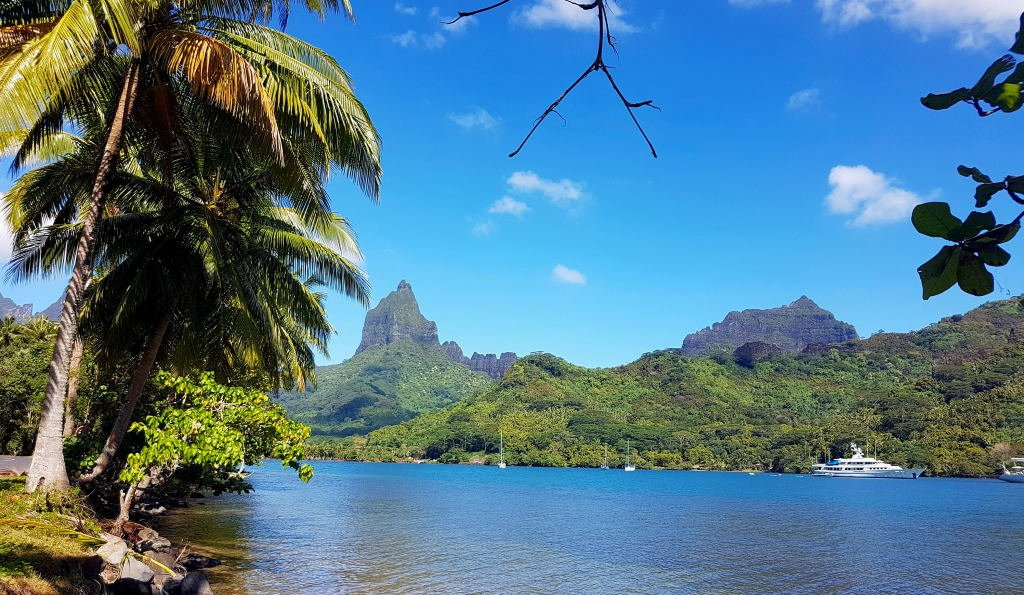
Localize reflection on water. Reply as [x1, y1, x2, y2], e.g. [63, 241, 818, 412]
[160, 462, 1024, 594]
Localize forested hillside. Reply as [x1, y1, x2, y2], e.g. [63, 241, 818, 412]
[277, 342, 494, 436]
[313, 298, 1024, 476]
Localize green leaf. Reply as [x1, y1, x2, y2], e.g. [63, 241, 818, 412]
[955, 211, 996, 240]
[976, 223, 1021, 245]
[978, 244, 1011, 267]
[957, 165, 992, 184]
[1006, 175, 1024, 194]
[918, 246, 960, 300]
[993, 83, 1023, 111]
[1011, 12, 1024, 54]
[1006, 62, 1024, 84]
[971, 55, 1016, 97]
[921, 88, 970, 110]
[911, 202, 963, 239]
[957, 252, 995, 296]
[975, 182, 1006, 207]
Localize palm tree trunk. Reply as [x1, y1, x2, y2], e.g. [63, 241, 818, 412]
[26, 61, 142, 493]
[80, 310, 171, 483]
[62, 336, 85, 438]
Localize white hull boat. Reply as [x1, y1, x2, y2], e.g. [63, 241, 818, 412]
[999, 458, 1024, 483]
[812, 443, 924, 479]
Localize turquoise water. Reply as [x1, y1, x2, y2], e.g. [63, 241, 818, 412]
[161, 462, 1024, 594]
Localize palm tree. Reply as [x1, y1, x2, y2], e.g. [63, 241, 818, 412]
[10, 92, 369, 482]
[0, 316, 22, 348]
[1, 0, 380, 491]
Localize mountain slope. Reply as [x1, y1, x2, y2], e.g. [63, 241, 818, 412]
[681, 296, 858, 354]
[279, 281, 500, 436]
[333, 297, 1024, 476]
[277, 342, 493, 436]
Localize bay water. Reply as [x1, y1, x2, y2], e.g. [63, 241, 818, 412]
[160, 462, 1024, 593]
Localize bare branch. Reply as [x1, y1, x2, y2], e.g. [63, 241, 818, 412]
[446, 0, 514, 24]
[452, 0, 658, 158]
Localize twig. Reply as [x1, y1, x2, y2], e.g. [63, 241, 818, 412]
[970, 98, 1002, 117]
[449, 0, 658, 158]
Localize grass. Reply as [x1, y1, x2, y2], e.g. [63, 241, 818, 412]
[0, 477, 102, 595]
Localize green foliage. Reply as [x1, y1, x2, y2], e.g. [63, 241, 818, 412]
[320, 298, 1024, 477]
[0, 320, 52, 454]
[915, 15, 1024, 298]
[276, 342, 494, 436]
[121, 372, 314, 490]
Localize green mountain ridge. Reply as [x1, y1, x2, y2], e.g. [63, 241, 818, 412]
[277, 342, 493, 436]
[319, 297, 1024, 476]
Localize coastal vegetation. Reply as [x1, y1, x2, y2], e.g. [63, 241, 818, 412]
[308, 298, 1024, 477]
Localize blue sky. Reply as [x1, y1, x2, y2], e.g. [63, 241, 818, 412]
[4, 0, 1024, 367]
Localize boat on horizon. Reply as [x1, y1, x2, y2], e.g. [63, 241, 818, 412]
[999, 458, 1024, 483]
[498, 429, 507, 469]
[812, 443, 923, 479]
[624, 440, 635, 472]
[600, 444, 609, 470]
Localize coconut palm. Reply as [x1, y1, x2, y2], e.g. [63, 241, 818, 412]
[10, 89, 369, 481]
[1, 0, 380, 491]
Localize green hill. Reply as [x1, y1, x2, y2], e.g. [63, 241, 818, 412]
[277, 342, 493, 436]
[323, 297, 1024, 476]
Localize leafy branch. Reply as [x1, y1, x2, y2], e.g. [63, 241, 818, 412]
[914, 13, 1024, 299]
[448, 0, 658, 157]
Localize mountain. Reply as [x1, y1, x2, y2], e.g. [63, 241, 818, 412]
[441, 341, 518, 379]
[355, 280, 439, 354]
[334, 297, 1024, 477]
[681, 296, 858, 354]
[276, 342, 493, 436]
[279, 281, 513, 436]
[0, 291, 62, 321]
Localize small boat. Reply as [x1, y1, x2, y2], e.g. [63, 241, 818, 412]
[812, 443, 923, 479]
[498, 429, 507, 469]
[624, 440, 636, 472]
[999, 458, 1024, 483]
[600, 444, 609, 470]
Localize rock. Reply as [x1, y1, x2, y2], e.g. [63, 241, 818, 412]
[111, 578, 153, 595]
[161, 577, 184, 595]
[142, 550, 178, 572]
[0, 291, 33, 321]
[179, 553, 221, 570]
[733, 341, 782, 368]
[355, 280, 440, 353]
[442, 341, 518, 379]
[180, 571, 214, 595]
[97, 535, 129, 565]
[120, 555, 155, 583]
[136, 527, 159, 542]
[682, 296, 858, 355]
[139, 536, 173, 553]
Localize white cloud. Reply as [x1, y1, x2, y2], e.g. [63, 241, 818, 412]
[552, 264, 586, 285]
[507, 171, 584, 207]
[787, 88, 822, 112]
[825, 165, 924, 226]
[816, 0, 1024, 48]
[390, 30, 446, 49]
[394, 2, 417, 16]
[730, 0, 789, 6]
[515, 0, 636, 34]
[489, 196, 530, 217]
[472, 221, 494, 236]
[448, 107, 500, 131]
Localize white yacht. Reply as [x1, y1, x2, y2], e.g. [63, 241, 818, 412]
[999, 458, 1024, 483]
[812, 443, 924, 479]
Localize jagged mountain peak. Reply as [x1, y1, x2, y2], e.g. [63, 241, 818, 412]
[682, 296, 857, 355]
[354, 280, 439, 354]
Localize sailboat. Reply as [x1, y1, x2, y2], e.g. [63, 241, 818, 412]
[624, 440, 636, 472]
[498, 429, 507, 469]
[600, 444, 610, 470]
